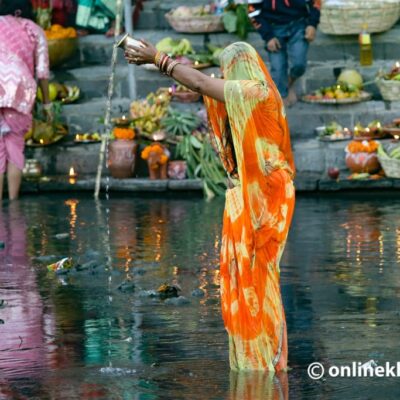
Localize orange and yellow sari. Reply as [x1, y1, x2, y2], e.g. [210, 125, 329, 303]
[204, 42, 295, 372]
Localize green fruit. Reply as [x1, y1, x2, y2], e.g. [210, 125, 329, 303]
[37, 83, 58, 102]
[337, 69, 363, 89]
[393, 74, 400, 81]
[156, 37, 175, 54]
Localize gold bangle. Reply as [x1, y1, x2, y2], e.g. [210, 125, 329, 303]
[154, 51, 164, 66]
[160, 55, 170, 73]
[166, 60, 181, 76]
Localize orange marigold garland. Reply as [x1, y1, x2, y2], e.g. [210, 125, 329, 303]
[113, 127, 136, 140]
[347, 140, 379, 154]
[141, 143, 169, 169]
[45, 25, 77, 39]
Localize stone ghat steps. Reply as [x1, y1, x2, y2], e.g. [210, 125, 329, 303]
[25, 136, 392, 178]
[56, 59, 398, 102]
[17, 175, 400, 195]
[59, 93, 400, 139]
[64, 27, 400, 69]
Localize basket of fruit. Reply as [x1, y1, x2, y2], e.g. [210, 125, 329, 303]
[377, 63, 400, 101]
[316, 122, 352, 142]
[25, 120, 69, 147]
[303, 69, 371, 104]
[37, 82, 80, 104]
[377, 143, 400, 178]
[383, 118, 400, 137]
[303, 84, 371, 104]
[74, 132, 101, 144]
[320, 0, 400, 35]
[45, 25, 78, 67]
[165, 6, 224, 33]
[352, 120, 387, 140]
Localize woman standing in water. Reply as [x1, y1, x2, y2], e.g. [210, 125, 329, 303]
[125, 40, 295, 372]
[0, 0, 51, 200]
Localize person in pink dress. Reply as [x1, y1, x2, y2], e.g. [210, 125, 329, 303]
[0, 0, 51, 201]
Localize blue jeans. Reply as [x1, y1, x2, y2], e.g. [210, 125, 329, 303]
[267, 19, 309, 98]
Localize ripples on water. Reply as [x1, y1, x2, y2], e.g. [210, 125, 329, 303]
[0, 193, 400, 399]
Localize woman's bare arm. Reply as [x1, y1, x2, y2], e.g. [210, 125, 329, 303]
[124, 39, 225, 103]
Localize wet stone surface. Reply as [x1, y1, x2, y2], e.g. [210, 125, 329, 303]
[1, 194, 400, 399]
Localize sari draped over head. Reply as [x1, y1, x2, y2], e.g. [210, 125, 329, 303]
[204, 42, 295, 372]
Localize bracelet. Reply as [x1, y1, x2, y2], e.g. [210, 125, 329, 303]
[160, 54, 170, 74]
[42, 103, 52, 111]
[154, 51, 164, 66]
[166, 60, 181, 76]
[156, 52, 167, 69]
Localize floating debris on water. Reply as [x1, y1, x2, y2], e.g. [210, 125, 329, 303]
[47, 257, 74, 275]
[99, 367, 136, 376]
[0, 299, 6, 309]
[157, 283, 180, 299]
[191, 288, 205, 298]
[117, 278, 135, 292]
[0, 241, 5, 250]
[55, 233, 70, 240]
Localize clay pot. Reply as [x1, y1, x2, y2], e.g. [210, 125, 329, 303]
[168, 160, 187, 180]
[108, 140, 138, 179]
[147, 160, 168, 180]
[47, 38, 78, 68]
[345, 152, 380, 174]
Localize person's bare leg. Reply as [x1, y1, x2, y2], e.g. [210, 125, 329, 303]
[0, 173, 4, 201]
[7, 163, 22, 200]
[286, 76, 298, 107]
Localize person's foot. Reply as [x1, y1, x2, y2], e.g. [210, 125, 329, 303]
[285, 86, 298, 107]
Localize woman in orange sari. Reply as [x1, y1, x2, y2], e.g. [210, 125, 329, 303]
[125, 40, 295, 372]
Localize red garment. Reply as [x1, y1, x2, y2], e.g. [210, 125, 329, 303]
[52, 0, 76, 26]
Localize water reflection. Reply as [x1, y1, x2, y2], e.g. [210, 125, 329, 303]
[0, 203, 53, 388]
[0, 194, 400, 399]
[229, 371, 289, 400]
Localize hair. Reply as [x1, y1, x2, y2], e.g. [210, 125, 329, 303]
[0, 0, 34, 19]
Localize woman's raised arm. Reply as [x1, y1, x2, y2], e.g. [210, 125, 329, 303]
[124, 39, 225, 103]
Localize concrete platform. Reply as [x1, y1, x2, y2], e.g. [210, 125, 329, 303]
[20, 177, 204, 194]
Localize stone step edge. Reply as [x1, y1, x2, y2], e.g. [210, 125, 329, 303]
[17, 175, 400, 194]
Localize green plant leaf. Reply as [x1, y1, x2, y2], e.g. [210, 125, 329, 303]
[222, 10, 237, 33]
[236, 4, 251, 40]
[190, 135, 203, 149]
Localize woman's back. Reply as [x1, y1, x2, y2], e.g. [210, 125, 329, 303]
[0, 15, 49, 114]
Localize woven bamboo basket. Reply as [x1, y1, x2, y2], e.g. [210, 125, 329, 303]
[376, 78, 400, 101]
[165, 11, 224, 33]
[378, 155, 400, 178]
[320, 0, 400, 35]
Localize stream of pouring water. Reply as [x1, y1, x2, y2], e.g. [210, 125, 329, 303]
[94, 43, 119, 199]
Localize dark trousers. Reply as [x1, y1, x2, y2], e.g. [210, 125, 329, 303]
[266, 19, 309, 98]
